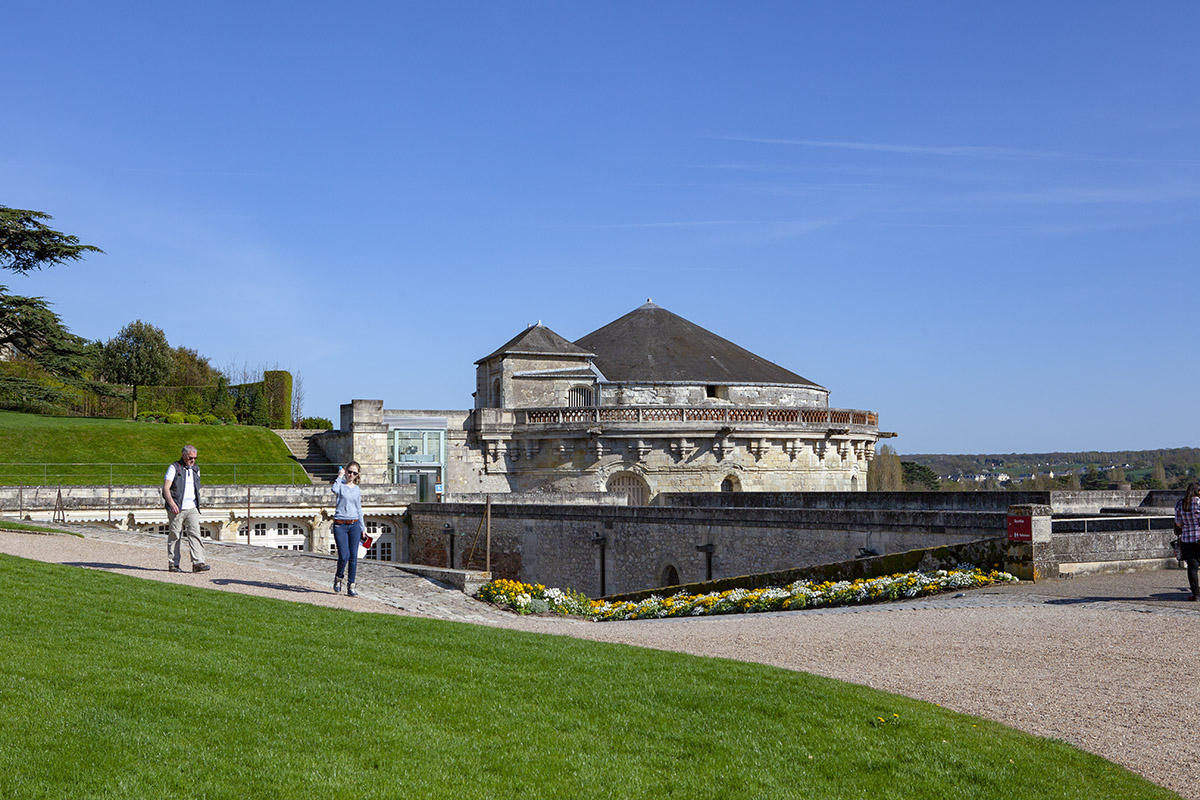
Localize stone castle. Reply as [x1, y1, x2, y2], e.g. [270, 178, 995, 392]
[332, 301, 885, 503]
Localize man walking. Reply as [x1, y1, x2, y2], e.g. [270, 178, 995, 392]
[163, 444, 209, 572]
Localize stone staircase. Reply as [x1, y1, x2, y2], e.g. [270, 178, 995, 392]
[272, 430, 340, 485]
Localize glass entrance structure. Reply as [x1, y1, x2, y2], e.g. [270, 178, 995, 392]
[386, 416, 448, 501]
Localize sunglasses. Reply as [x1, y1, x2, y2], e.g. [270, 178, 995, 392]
[346, 470, 359, 476]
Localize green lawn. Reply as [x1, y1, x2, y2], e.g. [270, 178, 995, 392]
[0, 410, 308, 485]
[0, 520, 79, 535]
[0, 554, 1178, 800]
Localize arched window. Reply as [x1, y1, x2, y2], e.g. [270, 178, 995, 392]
[720, 474, 741, 493]
[568, 384, 594, 408]
[661, 564, 680, 587]
[606, 472, 650, 506]
[491, 378, 501, 408]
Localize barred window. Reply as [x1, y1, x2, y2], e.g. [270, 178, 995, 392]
[568, 385, 595, 408]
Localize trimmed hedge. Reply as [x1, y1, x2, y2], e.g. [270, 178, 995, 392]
[261, 370, 292, 429]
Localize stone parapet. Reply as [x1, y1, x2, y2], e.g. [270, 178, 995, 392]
[660, 491, 1055, 512]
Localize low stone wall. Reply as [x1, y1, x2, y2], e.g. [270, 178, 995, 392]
[441, 492, 625, 506]
[0, 484, 416, 512]
[604, 537, 1007, 602]
[1005, 504, 1178, 580]
[1047, 490, 1164, 514]
[658, 491, 1051, 511]
[405, 502, 1002, 596]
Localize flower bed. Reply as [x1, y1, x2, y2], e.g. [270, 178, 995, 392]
[477, 579, 595, 616]
[477, 567, 1019, 621]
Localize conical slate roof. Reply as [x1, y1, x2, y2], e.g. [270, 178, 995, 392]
[475, 323, 594, 364]
[574, 301, 823, 387]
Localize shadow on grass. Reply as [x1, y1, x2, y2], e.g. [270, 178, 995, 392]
[212, 578, 323, 595]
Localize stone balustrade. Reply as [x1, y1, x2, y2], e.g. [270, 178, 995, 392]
[514, 406, 878, 429]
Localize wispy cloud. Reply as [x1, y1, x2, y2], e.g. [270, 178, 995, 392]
[709, 136, 1200, 166]
[571, 219, 828, 229]
[551, 217, 838, 243]
[975, 186, 1200, 204]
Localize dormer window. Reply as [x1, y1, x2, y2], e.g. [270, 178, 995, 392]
[568, 385, 595, 408]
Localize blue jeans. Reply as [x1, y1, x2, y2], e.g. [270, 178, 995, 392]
[332, 520, 363, 584]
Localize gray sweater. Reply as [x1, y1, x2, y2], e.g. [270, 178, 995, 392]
[330, 475, 363, 521]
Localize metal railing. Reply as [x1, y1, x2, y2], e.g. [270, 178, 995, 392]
[0, 462, 389, 487]
[1051, 514, 1176, 534]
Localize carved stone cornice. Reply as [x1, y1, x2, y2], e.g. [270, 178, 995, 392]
[669, 438, 695, 461]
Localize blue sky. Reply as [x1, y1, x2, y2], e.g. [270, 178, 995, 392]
[4, 2, 1198, 454]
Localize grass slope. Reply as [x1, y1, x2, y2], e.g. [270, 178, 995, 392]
[0, 555, 1178, 800]
[0, 410, 305, 484]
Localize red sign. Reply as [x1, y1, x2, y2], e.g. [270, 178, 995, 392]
[1007, 515, 1032, 542]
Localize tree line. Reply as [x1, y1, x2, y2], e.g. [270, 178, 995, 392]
[868, 445, 1197, 492]
[1, 204, 316, 426]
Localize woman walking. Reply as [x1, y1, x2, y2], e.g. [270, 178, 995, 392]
[331, 461, 364, 597]
[1175, 482, 1200, 601]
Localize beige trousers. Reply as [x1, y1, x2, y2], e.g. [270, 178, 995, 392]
[166, 507, 205, 567]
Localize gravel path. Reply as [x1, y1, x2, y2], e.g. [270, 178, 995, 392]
[3, 523, 1197, 798]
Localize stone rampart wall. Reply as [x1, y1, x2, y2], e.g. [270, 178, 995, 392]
[605, 537, 1007, 602]
[405, 502, 1001, 595]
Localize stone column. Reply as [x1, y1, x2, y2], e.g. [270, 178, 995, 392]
[1004, 503, 1054, 581]
[340, 399, 389, 484]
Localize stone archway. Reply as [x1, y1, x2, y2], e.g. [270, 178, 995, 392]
[720, 474, 741, 493]
[661, 564, 680, 587]
[606, 471, 650, 506]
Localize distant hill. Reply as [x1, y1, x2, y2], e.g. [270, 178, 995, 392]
[903, 448, 1200, 485]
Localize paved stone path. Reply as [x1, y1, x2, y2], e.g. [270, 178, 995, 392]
[4, 520, 1200, 798]
[0, 522, 512, 624]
